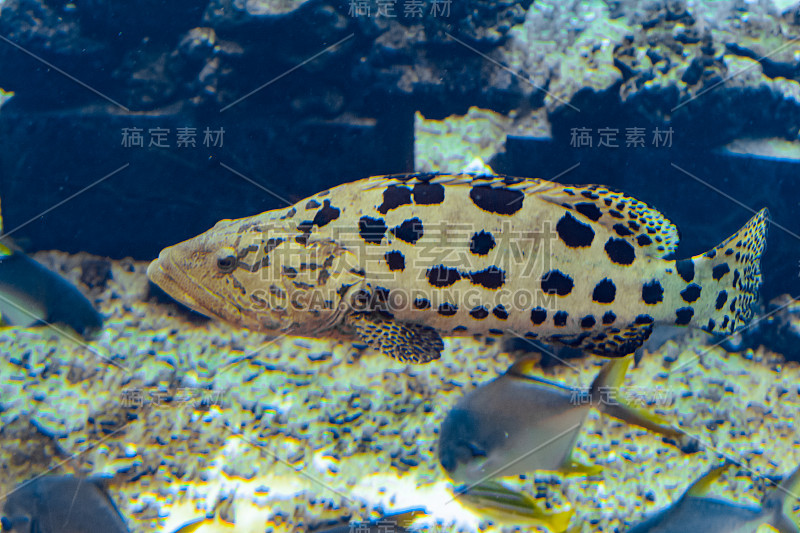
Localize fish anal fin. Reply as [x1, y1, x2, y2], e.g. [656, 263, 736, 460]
[549, 323, 654, 358]
[538, 184, 680, 259]
[459, 480, 574, 531]
[345, 312, 444, 363]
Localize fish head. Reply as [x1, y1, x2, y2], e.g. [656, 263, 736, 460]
[439, 370, 588, 484]
[438, 406, 499, 483]
[147, 217, 364, 334]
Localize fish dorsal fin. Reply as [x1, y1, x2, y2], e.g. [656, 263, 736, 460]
[506, 357, 575, 393]
[685, 463, 732, 499]
[507, 357, 542, 379]
[537, 183, 680, 259]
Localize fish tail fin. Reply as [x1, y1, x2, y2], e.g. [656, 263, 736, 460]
[681, 208, 768, 335]
[591, 356, 683, 440]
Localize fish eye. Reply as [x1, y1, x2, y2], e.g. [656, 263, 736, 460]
[215, 248, 237, 273]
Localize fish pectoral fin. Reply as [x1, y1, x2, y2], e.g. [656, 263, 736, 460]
[537, 183, 680, 259]
[345, 312, 444, 363]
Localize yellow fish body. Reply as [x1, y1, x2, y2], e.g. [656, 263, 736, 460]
[147, 173, 768, 363]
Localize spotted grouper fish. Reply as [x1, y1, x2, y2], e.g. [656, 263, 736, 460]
[147, 173, 768, 363]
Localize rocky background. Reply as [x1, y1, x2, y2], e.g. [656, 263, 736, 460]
[0, 0, 799, 301]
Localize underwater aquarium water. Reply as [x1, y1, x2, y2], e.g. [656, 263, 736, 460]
[0, 1, 799, 532]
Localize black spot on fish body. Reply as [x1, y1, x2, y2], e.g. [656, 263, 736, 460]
[721, 315, 730, 330]
[634, 314, 654, 325]
[629, 220, 640, 231]
[530, 307, 547, 325]
[581, 191, 599, 200]
[469, 306, 489, 319]
[553, 311, 569, 327]
[715, 290, 728, 310]
[359, 216, 387, 244]
[556, 212, 595, 248]
[675, 307, 694, 325]
[725, 248, 734, 256]
[413, 182, 445, 205]
[609, 209, 624, 219]
[282, 266, 298, 278]
[413, 298, 431, 309]
[705, 249, 717, 259]
[305, 199, 321, 209]
[465, 266, 505, 289]
[636, 234, 652, 246]
[453, 325, 467, 332]
[470, 231, 496, 255]
[605, 238, 636, 265]
[614, 223, 634, 237]
[378, 185, 413, 214]
[593, 278, 616, 303]
[469, 185, 524, 215]
[284, 207, 296, 218]
[427, 265, 461, 287]
[675, 259, 694, 282]
[385, 251, 405, 271]
[489, 328, 504, 335]
[602, 311, 616, 324]
[312, 199, 340, 228]
[641, 280, 664, 305]
[575, 202, 602, 221]
[581, 315, 596, 328]
[705, 318, 715, 331]
[492, 305, 508, 319]
[681, 284, 702, 303]
[391, 217, 424, 244]
[712, 263, 730, 281]
[541, 269, 574, 296]
[732, 269, 740, 288]
[438, 303, 458, 316]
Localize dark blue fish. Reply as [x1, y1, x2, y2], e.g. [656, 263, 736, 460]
[626, 463, 800, 532]
[0, 249, 102, 337]
[1, 476, 128, 533]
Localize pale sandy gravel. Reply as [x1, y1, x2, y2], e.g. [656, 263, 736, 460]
[0, 251, 797, 533]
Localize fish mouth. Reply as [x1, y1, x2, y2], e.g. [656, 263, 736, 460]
[146, 249, 243, 322]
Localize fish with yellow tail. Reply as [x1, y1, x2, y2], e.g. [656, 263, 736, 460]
[626, 462, 800, 532]
[438, 355, 683, 484]
[147, 173, 768, 363]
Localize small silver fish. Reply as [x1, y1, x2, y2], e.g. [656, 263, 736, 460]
[1, 476, 128, 533]
[626, 463, 800, 533]
[439, 356, 682, 484]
